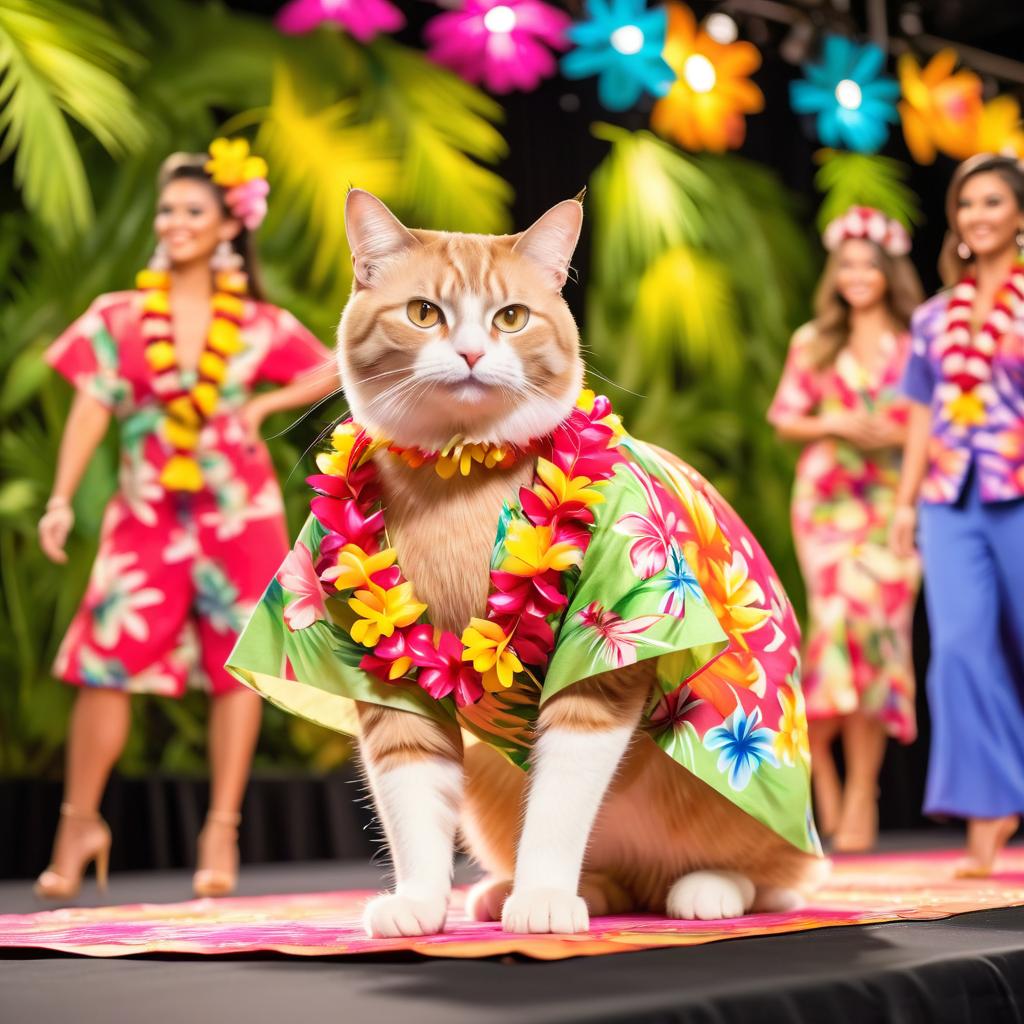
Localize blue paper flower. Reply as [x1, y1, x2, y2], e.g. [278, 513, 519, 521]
[790, 34, 899, 154]
[561, 0, 676, 112]
[704, 704, 778, 791]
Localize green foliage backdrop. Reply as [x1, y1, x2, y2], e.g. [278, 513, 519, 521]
[0, 1, 816, 779]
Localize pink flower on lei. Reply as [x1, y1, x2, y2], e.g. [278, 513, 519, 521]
[577, 601, 662, 669]
[277, 543, 328, 631]
[425, 0, 571, 94]
[406, 629, 485, 706]
[275, 0, 405, 42]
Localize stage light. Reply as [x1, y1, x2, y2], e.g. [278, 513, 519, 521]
[684, 53, 717, 93]
[835, 78, 862, 110]
[483, 4, 517, 34]
[705, 12, 738, 44]
[610, 24, 645, 55]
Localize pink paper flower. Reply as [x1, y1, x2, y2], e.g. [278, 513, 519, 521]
[277, 543, 328, 631]
[425, 0, 571, 94]
[275, 0, 405, 42]
[577, 601, 662, 668]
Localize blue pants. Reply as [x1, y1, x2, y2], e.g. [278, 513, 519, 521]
[919, 470, 1024, 818]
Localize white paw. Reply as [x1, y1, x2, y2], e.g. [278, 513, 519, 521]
[466, 877, 513, 922]
[666, 870, 755, 921]
[363, 892, 448, 938]
[502, 887, 590, 934]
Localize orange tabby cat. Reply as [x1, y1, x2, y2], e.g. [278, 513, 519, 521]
[340, 189, 824, 938]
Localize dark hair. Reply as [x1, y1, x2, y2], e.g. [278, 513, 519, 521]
[156, 153, 266, 300]
[939, 154, 1024, 286]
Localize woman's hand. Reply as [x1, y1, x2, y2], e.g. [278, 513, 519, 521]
[888, 505, 918, 559]
[825, 411, 902, 450]
[38, 498, 75, 564]
[238, 394, 271, 448]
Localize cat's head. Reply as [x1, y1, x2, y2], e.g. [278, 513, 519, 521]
[338, 190, 584, 450]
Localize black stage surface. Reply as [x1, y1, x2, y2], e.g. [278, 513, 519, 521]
[3, 834, 1024, 1024]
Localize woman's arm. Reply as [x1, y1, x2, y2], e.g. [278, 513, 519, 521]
[39, 391, 112, 563]
[773, 410, 893, 449]
[888, 401, 932, 557]
[239, 368, 339, 444]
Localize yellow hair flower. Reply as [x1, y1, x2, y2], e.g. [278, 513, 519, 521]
[461, 618, 523, 691]
[206, 137, 268, 188]
[501, 521, 583, 576]
[332, 545, 398, 592]
[348, 582, 427, 647]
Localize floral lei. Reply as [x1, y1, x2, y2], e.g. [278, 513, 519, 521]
[136, 267, 248, 492]
[935, 258, 1024, 428]
[308, 391, 625, 707]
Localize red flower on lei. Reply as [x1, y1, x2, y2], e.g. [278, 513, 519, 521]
[307, 392, 625, 706]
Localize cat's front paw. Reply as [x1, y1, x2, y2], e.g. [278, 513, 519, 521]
[501, 888, 589, 934]
[666, 870, 755, 921]
[363, 892, 448, 938]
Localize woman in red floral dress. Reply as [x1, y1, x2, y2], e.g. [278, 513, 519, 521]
[769, 207, 923, 851]
[34, 140, 335, 901]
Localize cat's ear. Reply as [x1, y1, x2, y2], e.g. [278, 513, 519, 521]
[512, 198, 584, 291]
[345, 189, 419, 288]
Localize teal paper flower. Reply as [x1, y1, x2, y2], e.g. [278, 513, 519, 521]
[790, 35, 899, 154]
[561, 0, 676, 112]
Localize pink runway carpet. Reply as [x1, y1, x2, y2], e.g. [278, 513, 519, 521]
[3, 848, 1024, 961]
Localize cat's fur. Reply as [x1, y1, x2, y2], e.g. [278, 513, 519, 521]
[339, 190, 824, 937]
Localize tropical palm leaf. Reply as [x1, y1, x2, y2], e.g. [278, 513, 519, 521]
[814, 149, 921, 232]
[0, 0, 147, 245]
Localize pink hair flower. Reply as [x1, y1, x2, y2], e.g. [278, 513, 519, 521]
[425, 0, 572, 94]
[275, 0, 405, 42]
[225, 178, 270, 231]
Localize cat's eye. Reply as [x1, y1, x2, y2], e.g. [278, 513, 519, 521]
[407, 300, 443, 329]
[493, 304, 529, 333]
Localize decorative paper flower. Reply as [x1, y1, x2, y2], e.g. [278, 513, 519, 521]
[790, 35, 900, 154]
[424, 0, 572, 94]
[897, 49, 982, 164]
[561, 0, 676, 112]
[704, 704, 778, 791]
[650, 3, 764, 153]
[275, 0, 405, 42]
[973, 95, 1024, 158]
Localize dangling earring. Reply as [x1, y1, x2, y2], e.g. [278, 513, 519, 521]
[211, 239, 243, 273]
[148, 241, 170, 272]
[957, 241, 972, 261]
[1016, 229, 1024, 251]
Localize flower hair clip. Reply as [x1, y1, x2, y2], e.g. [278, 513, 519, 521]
[205, 137, 270, 231]
[822, 205, 911, 258]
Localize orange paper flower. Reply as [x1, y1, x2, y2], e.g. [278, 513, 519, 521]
[898, 50, 982, 164]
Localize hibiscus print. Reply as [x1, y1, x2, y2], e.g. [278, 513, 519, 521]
[87, 551, 163, 649]
[576, 601, 664, 668]
[704, 703, 779, 791]
[277, 542, 328, 631]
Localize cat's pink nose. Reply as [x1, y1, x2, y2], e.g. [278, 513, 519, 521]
[461, 351, 484, 369]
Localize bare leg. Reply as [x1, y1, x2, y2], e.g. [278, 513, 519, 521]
[958, 815, 1021, 877]
[833, 710, 886, 852]
[38, 688, 130, 892]
[196, 687, 262, 888]
[808, 717, 842, 839]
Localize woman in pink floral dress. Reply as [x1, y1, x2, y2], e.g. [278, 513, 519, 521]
[768, 207, 923, 851]
[34, 141, 334, 901]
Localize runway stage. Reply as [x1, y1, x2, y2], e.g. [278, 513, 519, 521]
[3, 835, 1024, 1023]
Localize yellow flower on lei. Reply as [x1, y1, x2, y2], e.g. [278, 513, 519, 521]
[317, 422, 360, 477]
[944, 391, 987, 429]
[501, 522, 583, 577]
[532, 458, 606, 512]
[348, 582, 427, 647]
[332, 545, 397, 592]
[774, 684, 810, 767]
[434, 439, 509, 479]
[461, 618, 523, 691]
[206, 137, 268, 188]
[576, 389, 624, 437]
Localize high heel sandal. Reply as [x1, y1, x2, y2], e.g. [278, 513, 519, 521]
[192, 809, 241, 898]
[33, 804, 111, 901]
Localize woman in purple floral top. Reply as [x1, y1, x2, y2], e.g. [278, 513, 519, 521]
[892, 154, 1024, 877]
